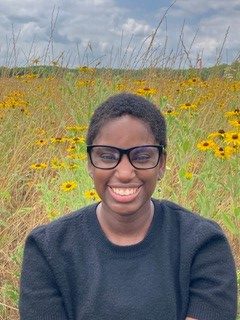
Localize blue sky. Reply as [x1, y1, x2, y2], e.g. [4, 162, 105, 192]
[0, 0, 239, 68]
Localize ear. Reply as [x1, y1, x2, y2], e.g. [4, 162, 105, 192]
[87, 158, 93, 179]
[157, 152, 167, 180]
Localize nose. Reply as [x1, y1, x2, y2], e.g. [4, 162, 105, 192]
[115, 154, 136, 181]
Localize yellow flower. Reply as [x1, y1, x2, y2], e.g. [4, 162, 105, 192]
[66, 153, 87, 160]
[35, 139, 48, 146]
[163, 109, 179, 117]
[76, 79, 95, 88]
[78, 66, 94, 72]
[136, 87, 157, 96]
[115, 83, 125, 91]
[230, 83, 240, 92]
[84, 189, 101, 201]
[66, 145, 77, 153]
[60, 181, 78, 192]
[179, 102, 197, 110]
[134, 79, 146, 86]
[224, 109, 240, 118]
[224, 132, 240, 146]
[208, 130, 226, 139]
[228, 119, 240, 127]
[184, 171, 193, 180]
[36, 128, 47, 135]
[67, 137, 85, 144]
[50, 158, 66, 169]
[47, 209, 60, 221]
[65, 125, 88, 132]
[188, 77, 200, 84]
[51, 137, 67, 143]
[67, 163, 80, 170]
[213, 146, 234, 159]
[197, 140, 217, 151]
[30, 163, 48, 170]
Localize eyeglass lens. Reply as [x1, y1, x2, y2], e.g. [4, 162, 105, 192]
[90, 146, 160, 169]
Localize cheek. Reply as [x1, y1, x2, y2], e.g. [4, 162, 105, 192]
[92, 170, 111, 189]
[140, 172, 159, 189]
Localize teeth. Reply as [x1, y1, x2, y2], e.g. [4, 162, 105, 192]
[112, 187, 138, 196]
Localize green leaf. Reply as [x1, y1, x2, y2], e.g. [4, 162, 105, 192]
[182, 140, 190, 153]
[222, 213, 239, 235]
[234, 207, 240, 219]
[159, 96, 168, 108]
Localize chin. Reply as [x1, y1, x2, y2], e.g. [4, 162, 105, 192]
[104, 200, 148, 216]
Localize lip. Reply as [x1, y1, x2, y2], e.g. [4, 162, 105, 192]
[109, 185, 142, 189]
[108, 186, 142, 203]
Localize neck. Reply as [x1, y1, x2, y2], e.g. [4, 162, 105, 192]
[96, 200, 154, 246]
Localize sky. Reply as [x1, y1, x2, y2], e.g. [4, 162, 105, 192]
[0, 0, 239, 69]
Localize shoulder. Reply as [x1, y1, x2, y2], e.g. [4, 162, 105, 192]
[26, 203, 98, 247]
[152, 198, 226, 244]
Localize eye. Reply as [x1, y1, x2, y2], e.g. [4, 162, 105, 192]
[132, 153, 151, 162]
[100, 153, 118, 161]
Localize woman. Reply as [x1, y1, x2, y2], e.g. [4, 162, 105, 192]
[19, 93, 237, 319]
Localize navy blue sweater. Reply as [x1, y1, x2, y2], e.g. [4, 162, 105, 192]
[19, 199, 237, 319]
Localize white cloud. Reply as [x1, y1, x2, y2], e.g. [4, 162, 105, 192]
[172, 0, 240, 14]
[0, 0, 239, 67]
[121, 18, 152, 36]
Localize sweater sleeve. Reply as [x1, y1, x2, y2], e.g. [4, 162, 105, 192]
[19, 227, 68, 320]
[186, 221, 238, 320]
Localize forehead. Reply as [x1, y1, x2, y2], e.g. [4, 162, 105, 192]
[93, 115, 156, 146]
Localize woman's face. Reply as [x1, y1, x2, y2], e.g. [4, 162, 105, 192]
[88, 115, 166, 217]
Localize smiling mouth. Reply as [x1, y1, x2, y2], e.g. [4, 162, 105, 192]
[111, 187, 139, 196]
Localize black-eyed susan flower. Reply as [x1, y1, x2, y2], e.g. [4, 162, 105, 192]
[213, 146, 235, 160]
[35, 139, 48, 146]
[84, 189, 100, 201]
[197, 139, 217, 151]
[115, 83, 125, 91]
[76, 79, 95, 88]
[66, 145, 77, 153]
[50, 158, 66, 169]
[51, 137, 67, 143]
[68, 137, 85, 144]
[134, 79, 146, 86]
[230, 83, 240, 92]
[30, 163, 48, 170]
[67, 163, 80, 170]
[136, 87, 157, 96]
[65, 125, 88, 132]
[78, 66, 94, 72]
[208, 130, 226, 140]
[225, 109, 240, 118]
[228, 119, 240, 128]
[60, 181, 78, 192]
[163, 109, 179, 117]
[66, 153, 87, 160]
[179, 102, 197, 110]
[224, 132, 240, 146]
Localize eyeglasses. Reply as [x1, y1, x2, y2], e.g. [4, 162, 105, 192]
[87, 145, 165, 170]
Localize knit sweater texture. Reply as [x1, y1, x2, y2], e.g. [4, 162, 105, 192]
[19, 199, 238, 320]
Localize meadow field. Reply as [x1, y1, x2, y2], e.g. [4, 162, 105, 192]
[0, 66, 239, 319]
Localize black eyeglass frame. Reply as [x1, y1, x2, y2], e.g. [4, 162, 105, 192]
[86, 144, 166, 170]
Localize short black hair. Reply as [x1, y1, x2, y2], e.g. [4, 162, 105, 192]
[86, 93, 167, 147]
